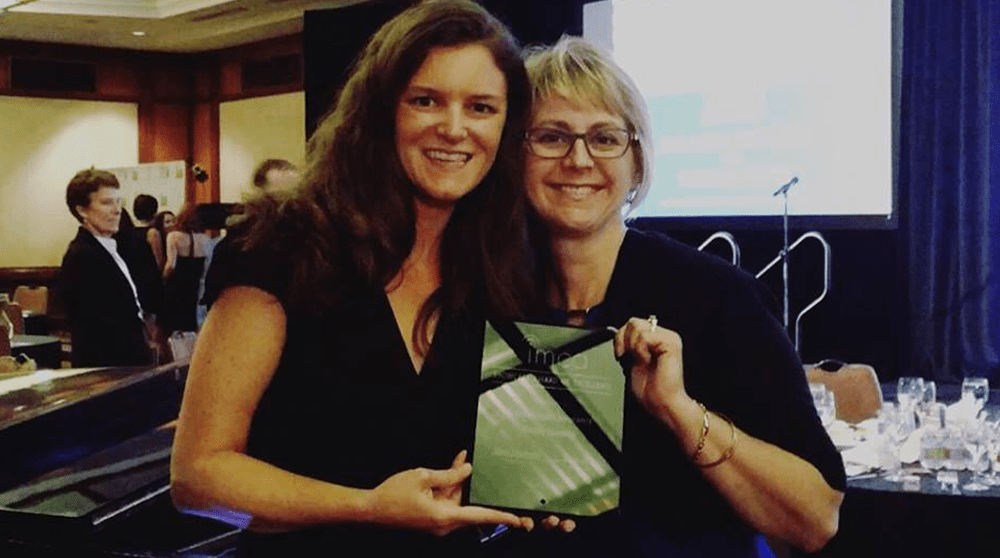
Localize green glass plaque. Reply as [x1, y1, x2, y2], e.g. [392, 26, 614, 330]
[468, 320, 624, 517]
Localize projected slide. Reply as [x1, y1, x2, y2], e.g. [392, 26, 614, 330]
[583, 0, 894, 219]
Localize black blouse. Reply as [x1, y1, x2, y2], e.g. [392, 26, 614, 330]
[204, 237, 490, 557]
[525, 228, 847, 557]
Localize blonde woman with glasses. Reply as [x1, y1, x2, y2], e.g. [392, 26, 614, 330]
[519, 36, 846, 557]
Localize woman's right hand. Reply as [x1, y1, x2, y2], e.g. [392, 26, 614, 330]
[366, 456, 529, 536]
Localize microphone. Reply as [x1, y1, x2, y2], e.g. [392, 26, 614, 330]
[773, 176, 799, 196]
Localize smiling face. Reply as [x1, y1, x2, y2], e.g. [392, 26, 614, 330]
[525, 94, 636, 240]
[76, 186, 122, 237]
[395, 43, 508, 207]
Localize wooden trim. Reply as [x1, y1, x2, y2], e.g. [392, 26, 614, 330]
[218, 83, 303, 103]
[0, 267, 60, 283]
[0, 89, 139, 103]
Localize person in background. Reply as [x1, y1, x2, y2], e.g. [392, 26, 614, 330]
[161, 204, 210, 335]
[518, 36, 845, 557]
[251, 158, 300, 193]
[127, 194, 166, 322]
[150, 210, 176, 271]
[60, 168, 153, 368]
[170, 1, 538, 555]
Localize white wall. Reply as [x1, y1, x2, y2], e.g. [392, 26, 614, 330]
[0, 96, 138, 267]
[219, 91, 306, 203]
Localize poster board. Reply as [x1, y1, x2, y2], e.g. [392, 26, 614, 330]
[107, 161, 187, 216]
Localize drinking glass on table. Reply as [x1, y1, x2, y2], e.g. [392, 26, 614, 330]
[962, 422, 992, 491]
[961, 377, 989, 415]
[878, 402, 914, 482]
[810, 384, 836, 427]
[982, 420, 1000, 486]
[897, 376, 925, 427]
[920, 380, 936, 407]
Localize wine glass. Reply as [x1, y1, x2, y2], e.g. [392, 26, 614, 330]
[878, 403, 913, 482]
[961, 377, 989, 416]
[962, 423, 992, 491]
[897, 377, 925, 410]
[920, 380, 937, 407]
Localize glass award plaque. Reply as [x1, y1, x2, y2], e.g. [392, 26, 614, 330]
[467, 320, 624, 518]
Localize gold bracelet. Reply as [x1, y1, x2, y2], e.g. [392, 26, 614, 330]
[697, 410, 738, 468]
[689, 401, 710, 463]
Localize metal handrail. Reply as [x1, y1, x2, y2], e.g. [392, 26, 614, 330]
[755, 231, 831, 353]
[697, 231, 741, 267]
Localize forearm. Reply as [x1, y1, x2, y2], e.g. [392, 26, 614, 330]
[657, 397, 843, 552]
[170, 450, 372, 532]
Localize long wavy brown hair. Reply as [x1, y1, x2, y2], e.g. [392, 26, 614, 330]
[231, 0, 537, 353]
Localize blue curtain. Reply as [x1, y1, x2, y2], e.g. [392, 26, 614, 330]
[902, 0, 997, 382]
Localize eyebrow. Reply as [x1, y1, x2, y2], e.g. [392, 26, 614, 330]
[532, 120, 625, 131]
[403, 85, 505, 103]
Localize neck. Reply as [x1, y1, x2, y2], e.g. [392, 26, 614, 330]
[546, 220, 627, 311]
[395, 198, 455, 286]
[83, 223, 113, 239]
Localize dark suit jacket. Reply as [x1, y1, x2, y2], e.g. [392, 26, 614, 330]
[61, 227, 153, 368]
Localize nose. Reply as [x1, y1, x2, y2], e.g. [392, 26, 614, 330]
[436, 105, 468, 142]
[565, 136, 594, 168]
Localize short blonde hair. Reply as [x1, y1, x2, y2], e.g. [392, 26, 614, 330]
[524, 36, 653, 214]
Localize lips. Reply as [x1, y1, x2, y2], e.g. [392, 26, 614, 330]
[424, 149, 472, 163]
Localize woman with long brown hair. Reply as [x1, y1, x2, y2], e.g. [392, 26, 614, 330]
[170, 1, 537, 555]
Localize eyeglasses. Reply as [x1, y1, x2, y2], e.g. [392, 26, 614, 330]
[525, 127, 636, 159]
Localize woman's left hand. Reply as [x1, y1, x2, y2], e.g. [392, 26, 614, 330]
[613, 316, 687, 415]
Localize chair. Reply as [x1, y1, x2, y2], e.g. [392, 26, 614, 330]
[805, 359, 883, 423]
[13, 285, 48, 315]
[2, 301, 24, 335]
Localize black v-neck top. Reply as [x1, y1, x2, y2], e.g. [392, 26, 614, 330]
[203, 237, 488, 556]
[531, 228, 846, 557]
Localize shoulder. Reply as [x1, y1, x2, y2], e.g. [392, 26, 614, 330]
[203, 212, 303, 307]
[620, 227, 756, 292]
[63, 229, 97, 260]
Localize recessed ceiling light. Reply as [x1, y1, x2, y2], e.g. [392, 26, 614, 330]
[132, 31, 146, 37]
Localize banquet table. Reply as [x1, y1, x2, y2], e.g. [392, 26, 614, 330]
[10, 334, 61, 369]
[813, 382, 1000, 557]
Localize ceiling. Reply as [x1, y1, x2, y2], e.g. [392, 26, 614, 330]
[0, 0, 375, 53]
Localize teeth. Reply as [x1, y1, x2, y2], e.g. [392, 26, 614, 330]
[426, 150, 470, 163]
[559, 185, 597, 200]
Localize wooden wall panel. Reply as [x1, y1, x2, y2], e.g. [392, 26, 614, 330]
[96, 57, 140, 98]
[147, 55, 194, 101]
[0, 55, 9, 91]
[191, 101, 219, 203]
[139, 103, 191, 163]
[219, 60, 241, 98]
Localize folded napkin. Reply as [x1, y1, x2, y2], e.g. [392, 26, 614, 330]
[840, 427, 925, 477]
[946, 397, 983, 423]
[841, 439, 882, 475]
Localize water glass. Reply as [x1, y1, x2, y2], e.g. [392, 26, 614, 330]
[961, 377, 989, 412]
[917, 402, 946, 430]
[897, 377, 925, 410]
[920, 380, 937, 406]
[810, 384, 836, 427]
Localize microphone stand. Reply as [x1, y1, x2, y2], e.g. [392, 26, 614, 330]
[773, 177, 798, 330]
